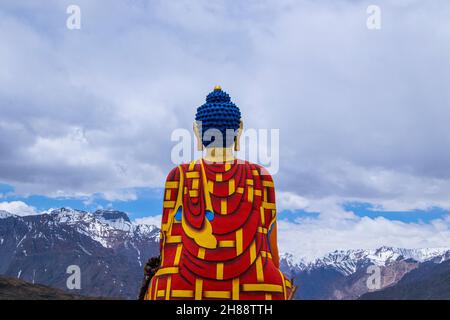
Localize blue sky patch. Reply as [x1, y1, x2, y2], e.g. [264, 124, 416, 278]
[343, 202, 450, 223]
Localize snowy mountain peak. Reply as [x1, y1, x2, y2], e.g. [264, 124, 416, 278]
[47, 207, 87, 218]
[281, 246, 450, 276]
[93, 210, 131, 223]
[38, 207, 159, 247]
[0, 210, 14, 219]
[366, 246, 450, 265]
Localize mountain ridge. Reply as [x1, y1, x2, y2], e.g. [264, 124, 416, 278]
[0, 207, 160, 298]
[281, 246, 450, 276]
[1, 207, 449, 299]
[360, 259, 450, 300]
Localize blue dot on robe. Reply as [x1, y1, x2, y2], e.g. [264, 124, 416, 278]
[205, 210, 214, 221]
[175, 207, 182, 221]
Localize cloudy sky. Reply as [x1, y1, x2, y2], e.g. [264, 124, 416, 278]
[1, 0, 450, 260]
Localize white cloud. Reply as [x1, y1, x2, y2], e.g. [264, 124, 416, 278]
[0, 201, 38, 216]
[101, 190, 139, 202]
[277, 191, 309, 211]
[1, 0, 450, 219]
[134, 215, 162, 227]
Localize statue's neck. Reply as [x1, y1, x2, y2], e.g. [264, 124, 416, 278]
[203, 147, 235, 163]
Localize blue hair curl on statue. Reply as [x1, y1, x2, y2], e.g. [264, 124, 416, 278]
[195, 86, 241, 147]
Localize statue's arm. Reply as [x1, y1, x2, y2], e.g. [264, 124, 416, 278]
[259, 166, 280, 269]
[269, 222, 280, 268]
[159, 167, 181, 253]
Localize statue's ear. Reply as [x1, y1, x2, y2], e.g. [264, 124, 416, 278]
[234, 120, 243, 151]
[193, 121, 203, 151]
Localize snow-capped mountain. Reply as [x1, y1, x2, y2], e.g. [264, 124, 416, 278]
[43, 207, 158, 248]
[281, 246, 450, 276]
[0, 208, 160, 298]
[0, 210, 13, 219]
[279, 246, 450, 300]
[360, 258, 450, 300]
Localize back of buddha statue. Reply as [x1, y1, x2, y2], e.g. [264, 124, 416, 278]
[143, 87, 293, 300]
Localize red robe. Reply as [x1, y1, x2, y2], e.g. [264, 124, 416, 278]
[145, 159, 292, 300]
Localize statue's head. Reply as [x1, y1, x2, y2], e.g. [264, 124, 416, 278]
[194, 86, 243, 150]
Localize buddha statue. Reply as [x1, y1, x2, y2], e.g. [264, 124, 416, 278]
[144, 86, 293, 300]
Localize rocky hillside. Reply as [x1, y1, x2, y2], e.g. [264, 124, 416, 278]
[0, 275, 94, 300]
[0, 208, 160, 299]
[360, 258, 450, 300]
[280, 246, 450, 299]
